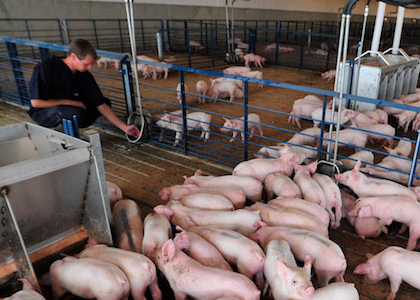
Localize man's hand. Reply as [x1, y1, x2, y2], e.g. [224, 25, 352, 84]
[125, 124, 140, 138]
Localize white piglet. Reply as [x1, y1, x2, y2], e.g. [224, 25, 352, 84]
[221, 113, 263, 142]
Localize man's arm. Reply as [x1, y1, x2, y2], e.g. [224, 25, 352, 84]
[30, 99, 86, 109]
[97, 103, 140, 137]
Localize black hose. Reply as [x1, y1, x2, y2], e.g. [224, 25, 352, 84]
[344, 0, 360, 14]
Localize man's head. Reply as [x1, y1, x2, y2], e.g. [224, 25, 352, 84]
[67, 39, 98, 72]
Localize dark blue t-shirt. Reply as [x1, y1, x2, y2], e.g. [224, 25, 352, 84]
[28, 57, 106, 116]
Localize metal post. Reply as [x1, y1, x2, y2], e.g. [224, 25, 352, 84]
[24, 20, 35, 59]
[265, 21, 268, 42]
[61, 20, 70, 45]
[392, 6, 405, 55]
[371, 1, 386, 54]
[317, 95, 328, 161]
[409, 130, 420, 186]
[118, 20, 124, 52]
[205, 23, 209, 56]
[166, 20, 172, 51]
[243, 20, 247, 42]
[243, 81, 249, 161]
[141, 20, 146, 51]
[179, 71, 188, 154]
[211, 29, 215, 67]
[200, 20, 203, 45]
[299, 34, 304, 69]
[57, 19, 64, 44]
[120, 56, 136, 115]
[275, 25, 279, 65]
[215, 20, 218, 45]
[92, 20, 100, 49]
[185, 29, 191, 67]
[0, 188, 41, 293]
[6, 42, 29, 106]
[156, 31, 163, 60]
[249, 30, 256, 54]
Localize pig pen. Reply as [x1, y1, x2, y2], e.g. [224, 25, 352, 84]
[1, 58, 420, 300]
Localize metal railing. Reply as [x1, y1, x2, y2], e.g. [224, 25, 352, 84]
[1, 36, 420, 186]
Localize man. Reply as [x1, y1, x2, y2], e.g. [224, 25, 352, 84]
[28, 38, 139, 138]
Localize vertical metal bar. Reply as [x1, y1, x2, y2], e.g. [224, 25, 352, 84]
[275, 24, 279, 65]
[265, 21, 268, 42]
[326, 38, 331, 70]
[409, 130, 420, 186]
[287, 21, 290, 41]
[63, 119, 69, 135]
[205, 23, 208, 56]
[0, 188, 42, 293]
[66, 120, 74, 137]
[61, 20, 70, 45]
[39, 47, 50, 62]
[6, 42, 29, 106]
[200, 20, 203, 45]
[141, 20, 146, 51]
[215, 20, 218, 45]
[299, 33, 304, 69]
[24, 20, 35, 59]
[166, 20, 172, 51]
[185, 28, 191, 67]
[243, 81, 249, 161]
[57, 19, 64, 44]
[244, 20, 247, 42]
[317, 95, 328, 161]
[179, 70, 188, 155]
[295, 21, 298, 41]
[118, 19, 124, 52]
[93, 20, 99, 49]
[120, 57, 136, 115]
[211, 29, 215, 67]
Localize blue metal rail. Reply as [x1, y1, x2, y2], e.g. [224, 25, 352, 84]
[1, 36, 420, 185]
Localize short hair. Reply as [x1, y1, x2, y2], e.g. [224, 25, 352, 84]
[68, 39, 98, 60]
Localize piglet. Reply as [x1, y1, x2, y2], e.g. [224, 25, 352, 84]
[340, 189, 382, 239]
[354, 246, 420, 300]
[264, 173, 302, 199]
[173, 227, 232, 271]
[79, 245, 162, 300]
[320, 70, 336, 83]
[107, 181, 123, 207]
[220, 113, 263, 142]
[364, 108, 388, 124]
[233, 151, 297, 182]
[188, 226, 266, 289]
[240, 71, 263, 88]
[196, 80, 208, 104]
[335, 160, 417, 200]
[287, 127, 321, 146]
[223, 66, 251, 75]
[349, 195, 420, 250]
[178, 193, 234, 211]
[3, 279, 45, 300]
[321, 128, 368, 152]
[112, 199, 143, 253]
[176, 83, 190, 104]
[264, 240, 314, 300]
[288, 97, 323, 128]
[268, 197, 330, 227]
[155, 239, 261, 300]
[209, 80, 243, 102]
[384, 139, 412, 157]
[50, 256, 130, 300]
[184, 169, 263, 202]
[244, 53, 266, 68]
[250, 226, 346, 287]
[142, 212, 172, 261]
[339, 150, 374, 169]
[293, 161, 327, 208]
[308, 283, 359, 300]
[312, 173, 342, 228]
[311, 108, 359, 127]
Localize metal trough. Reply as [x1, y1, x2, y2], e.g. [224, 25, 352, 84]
[0, 122, 112, 292]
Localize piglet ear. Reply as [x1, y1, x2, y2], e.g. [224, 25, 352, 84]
[162, 239, 176, 262]
[194, 169, 203, 176]
[366, 253, 374, 259]
[154, 205, 174, 219]
[308, 161, 318, 174]
[223, 117, 229, 121]
[173, 231, 190, 251]
[276, 259, 289, 279]
[18, 278, 34, 291]
[353, 261, 373, 275]
[358, 205, 373, 218]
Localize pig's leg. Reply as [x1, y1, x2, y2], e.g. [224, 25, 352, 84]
[149, 276, 163, 300]
[230, 131, 238, 143]
[257, 125, 263, 136]
[255, 269, 265, 290]
[316, 270, 334, 287]
[334, 205, 342, 228]
[164, 69, 168, 80]
[174, 291, 187, 300]
[174, 132, 183, 147]
[202, 124, 210, 140]
[51, 280, 66, 300]
[407, 228, 420, 250]
[387, 275, 402, 300]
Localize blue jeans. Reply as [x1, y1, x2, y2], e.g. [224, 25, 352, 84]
[30, 98, 111, 128]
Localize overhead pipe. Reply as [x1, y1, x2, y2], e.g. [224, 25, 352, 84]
[392, 6, 405, 54]
[371, 1, 387, 54]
